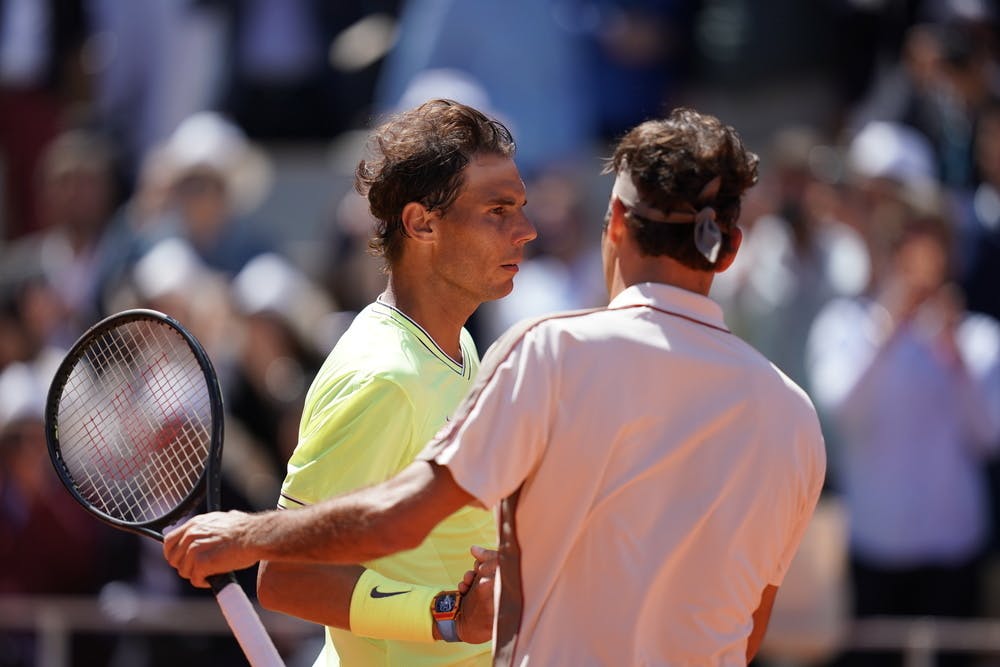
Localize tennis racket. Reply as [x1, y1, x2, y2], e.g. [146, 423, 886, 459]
[45, 309, 285, 667]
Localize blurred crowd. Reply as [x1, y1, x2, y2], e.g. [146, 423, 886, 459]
[1, 1, 1000, 666]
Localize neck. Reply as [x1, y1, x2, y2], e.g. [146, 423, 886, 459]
[608, 255, 713, 301]
[381, 271, 476, 363]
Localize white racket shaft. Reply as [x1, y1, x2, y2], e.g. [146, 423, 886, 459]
[215, 581, 286, 667]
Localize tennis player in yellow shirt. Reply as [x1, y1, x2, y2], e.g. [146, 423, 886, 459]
[258, 99, 535, 666]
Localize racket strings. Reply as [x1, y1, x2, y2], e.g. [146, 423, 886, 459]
[56, 319, 213, 524]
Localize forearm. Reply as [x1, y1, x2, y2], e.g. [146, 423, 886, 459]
[253, 463, 447, 564]
[257, 561, 362, 629]
[259, 561, 459, 642]
[245, 461, 474, 567]
[163, 462, 473, 589]
[747, 584, 778, 662]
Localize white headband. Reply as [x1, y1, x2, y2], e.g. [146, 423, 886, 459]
[611, 167, 723, 263]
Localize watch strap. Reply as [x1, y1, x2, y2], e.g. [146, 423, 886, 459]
[436, 617, 460, 642]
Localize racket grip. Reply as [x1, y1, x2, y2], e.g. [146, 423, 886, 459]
[209, 573, 286, 667]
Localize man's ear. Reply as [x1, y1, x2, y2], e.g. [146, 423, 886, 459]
[606, 198, 628, 245]
[400, 202, 436, 242]
[714, 226, 743, 273]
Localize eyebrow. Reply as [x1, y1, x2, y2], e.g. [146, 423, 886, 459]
[486, 195, 527, 206]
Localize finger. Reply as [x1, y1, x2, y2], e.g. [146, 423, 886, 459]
[470, 545, 497, 564]
[458, 568, 476, 594]
[191, 571, 211, 589]
[163, 523, 188, 567]
[476, 554, 498, 577]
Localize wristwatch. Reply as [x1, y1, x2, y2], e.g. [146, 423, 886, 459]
[431, 590, 462, 642]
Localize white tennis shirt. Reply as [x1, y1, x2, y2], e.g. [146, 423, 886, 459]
[421, 282, 826, 666]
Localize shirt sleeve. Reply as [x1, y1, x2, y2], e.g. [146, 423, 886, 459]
[279, 376, 416, 507]
[769, 409, 827, 586]
[419, 321, 555, 509]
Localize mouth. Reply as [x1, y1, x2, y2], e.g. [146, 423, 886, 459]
[501, 262, 520, 273]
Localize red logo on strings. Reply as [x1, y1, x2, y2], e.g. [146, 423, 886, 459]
[88, 353, 189, 481]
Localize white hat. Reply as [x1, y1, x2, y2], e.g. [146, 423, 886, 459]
[846, 121, 938, 189]
[0, 362, 47, 431]
[157, 112, 274, 215]
[231, 253, 336, 354]
[132, 237, 211, 301]
[394, 68, 515, 137]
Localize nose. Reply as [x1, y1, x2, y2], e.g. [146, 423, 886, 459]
[514, 211, 537, 246]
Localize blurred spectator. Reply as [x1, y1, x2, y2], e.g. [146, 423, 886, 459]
[0, 0, 90, 240]
[119, 236, 237, 374]
[850, 14, 1000, 190]
[806, 200, 1000, 667]
[580, 0, 699, 140]
[0, 278, 66, 384]
[322, 189, 390, 315]
[226, 252, 339, 503]
[918, 18, 999, 189]
[958, 99, 1000, 563]
[0, 128, 131, 345]
[85, 0, 228, 177]
[838, 119, 942, 288]
[0, 361, 133, 666]
[956, 99, 1000, 322]
[826, 0, 923, 122]
[140, 111, 278, 277]
[219, 1, 401, 141]
[375, 0, 596, 177]
[713, 126, 870, 392]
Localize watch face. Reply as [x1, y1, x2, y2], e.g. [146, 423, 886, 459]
[435, 594, 457, 613]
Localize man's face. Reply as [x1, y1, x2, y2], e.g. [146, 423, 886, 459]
[893, 231, 948, 299]
[429, 155, 536, 303]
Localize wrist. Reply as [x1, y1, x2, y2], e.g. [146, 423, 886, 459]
[349, 569, 438, 642]
[431, 590, 462, 643]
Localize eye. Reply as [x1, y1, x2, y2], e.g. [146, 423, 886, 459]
[490, 206, 505, 215]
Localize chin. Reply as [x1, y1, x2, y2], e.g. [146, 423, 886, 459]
[485, 281, 515, 302]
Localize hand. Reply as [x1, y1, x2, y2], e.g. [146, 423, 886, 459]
[162, 510, 262, 588]
[456, 545, 497, 644]
[925, 283, 965, 365]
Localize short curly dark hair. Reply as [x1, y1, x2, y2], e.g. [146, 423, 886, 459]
[605, 108, 759, 270]
[355, 99, 516, 268]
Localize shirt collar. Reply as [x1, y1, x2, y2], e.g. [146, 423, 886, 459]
[608, 282, 729, 332]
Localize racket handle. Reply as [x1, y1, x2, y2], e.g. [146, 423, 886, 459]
[209, 573, 286, 667]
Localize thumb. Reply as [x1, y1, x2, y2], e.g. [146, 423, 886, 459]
[470, 544, 497, 562]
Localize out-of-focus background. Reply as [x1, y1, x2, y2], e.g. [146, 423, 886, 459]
[1, 0, 1000, 666]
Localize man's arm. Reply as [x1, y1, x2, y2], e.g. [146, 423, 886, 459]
[257, 559, 492, 642]
[746, 584, 778, 663]
[257, 561, 363, 630]
[164, 461, 473, 588]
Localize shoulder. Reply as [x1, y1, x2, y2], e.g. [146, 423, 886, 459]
[483, 307, 607, 359]
[327, 307, 428, 379]
[306, 323, 423, 416]
[769, 364, 822, 424]
[304, 364, 414, 418]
